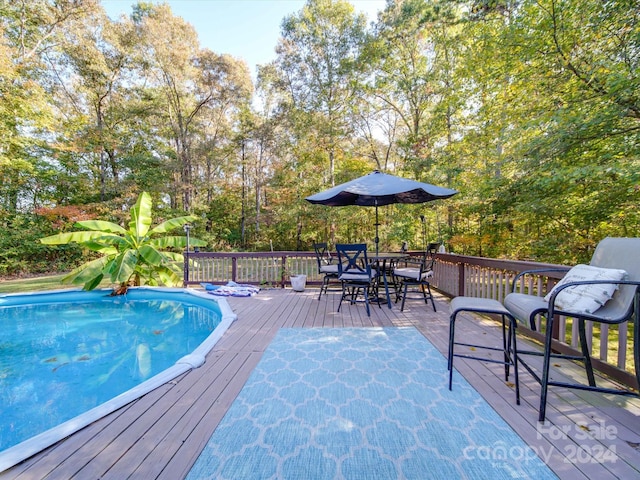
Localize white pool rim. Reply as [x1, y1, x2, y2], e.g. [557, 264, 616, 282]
[0, 286, 237, 473]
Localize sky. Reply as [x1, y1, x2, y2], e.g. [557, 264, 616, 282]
[101, 0, 386, 78]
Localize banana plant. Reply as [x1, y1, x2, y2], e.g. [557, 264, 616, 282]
[41, 192, 206, 293]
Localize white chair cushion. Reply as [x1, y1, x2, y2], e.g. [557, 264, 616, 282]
[339, 272, 371, 282]
[320, 264, 339, 274]
[544, 264, 627, 314]
[394, 267, 433, 281]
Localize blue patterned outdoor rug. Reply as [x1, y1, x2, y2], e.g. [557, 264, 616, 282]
[187, 327, 557, 480]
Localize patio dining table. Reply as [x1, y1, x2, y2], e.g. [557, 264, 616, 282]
[368, 252, 410, 309]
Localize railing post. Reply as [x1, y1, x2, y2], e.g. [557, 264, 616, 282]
[458, 262, 465, 297]
[232, 256, 237, 283]
[281, 255, 287, 288]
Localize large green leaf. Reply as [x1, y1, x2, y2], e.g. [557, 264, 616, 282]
[83, 274, 105, 291]
[74, 220, 127, 234]
[151, 235, 207, 248]
[62, 257, 111, 285]
[129, 191, 153, 238]
[41, 231, 123, 245]
[150, 215, 198, 234]
[108, 250, 137, 284]
[165, 262, 183, 277]
[82, 242, 119, 254]
[138, 244, 166, 266]
[155, 265, 181, 287]
[162, 251, 185, 262]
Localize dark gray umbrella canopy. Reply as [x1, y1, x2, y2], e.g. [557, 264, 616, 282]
[305, 170, 458, 206]
[305, 170, 458, 253]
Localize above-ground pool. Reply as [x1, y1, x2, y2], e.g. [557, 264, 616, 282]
[0, 287, 236, 472]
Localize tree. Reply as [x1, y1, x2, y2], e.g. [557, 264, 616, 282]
[60, 7, 140, 202]
[275, 0, 368, 187]
[192, 50, 253, 210]
[40, 192, 205, 293]
[462, 0, 640, 260]
[134, 3, 252, 212]
[0, 0, 100, 211]
[368, 0, 444, 169]
[363, 0, 464, 244]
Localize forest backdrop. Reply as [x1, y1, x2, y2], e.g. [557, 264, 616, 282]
[1, 0, 638, 276]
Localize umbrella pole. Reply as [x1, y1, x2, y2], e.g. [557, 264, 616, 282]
[375, 200, 379, 256]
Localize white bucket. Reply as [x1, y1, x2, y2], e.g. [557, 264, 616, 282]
[290, 274, 307, 292]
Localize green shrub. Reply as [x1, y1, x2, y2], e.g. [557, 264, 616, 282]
[0, 212, 83, 276]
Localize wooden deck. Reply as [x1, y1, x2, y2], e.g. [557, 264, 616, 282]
[3, 288, 640, 479]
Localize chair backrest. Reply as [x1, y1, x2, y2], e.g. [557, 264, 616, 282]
[313, 242, 332, 271]
[421, 242, 440, 273]
[335, 243, 370, 277]
[588, 237, 640, 321]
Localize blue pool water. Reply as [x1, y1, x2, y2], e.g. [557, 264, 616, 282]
[0, 288, 232, 458]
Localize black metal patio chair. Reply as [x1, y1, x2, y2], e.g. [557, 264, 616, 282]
[313, 242, 340, 300]
[392, 242, 439, 312]
[336, 243, 378, 317]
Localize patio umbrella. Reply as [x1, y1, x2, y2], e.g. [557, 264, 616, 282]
[305, 170, 458, 255]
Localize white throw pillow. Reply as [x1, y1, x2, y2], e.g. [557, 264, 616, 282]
[544, 264, 627, 314]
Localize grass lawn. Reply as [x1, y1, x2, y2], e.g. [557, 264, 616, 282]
[0, 274, 69, 294]
[0, 275, 182, 295]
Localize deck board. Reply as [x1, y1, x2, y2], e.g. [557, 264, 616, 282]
[2, 288, 640, 479]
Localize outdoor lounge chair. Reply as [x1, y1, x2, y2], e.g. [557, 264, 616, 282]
[503, 237, 640, 422]
[313, 242, 340, 300]
[336, 243, 378, 317]
[392, 242, 439, 312]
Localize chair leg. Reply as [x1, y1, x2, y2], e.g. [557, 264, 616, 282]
[337, 281, 374, 317]
[421, 284, 429, 305]
[510, 316, 521, 405]
[349, 287, 357, 304]
[394, 279, 403, 303]
[634, 294, 640, 396]
[578, 319, 597, 387]
[363, 285, 371, 316]
[318, 275, 329, 300]
[337, 282, 346, 312]
[425, 283, 436, 312]
[635, 316, 640, 395]
[388, 273, 399, 302]
[539, 315, 555, 422]
[448, 304, 520, 405]
[448, 312, 457, 390]
[399, 281, 436, 312]
[367, 284, 378, 308]
[501, 314, 509, 381]
[400, 283, 409, 312]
